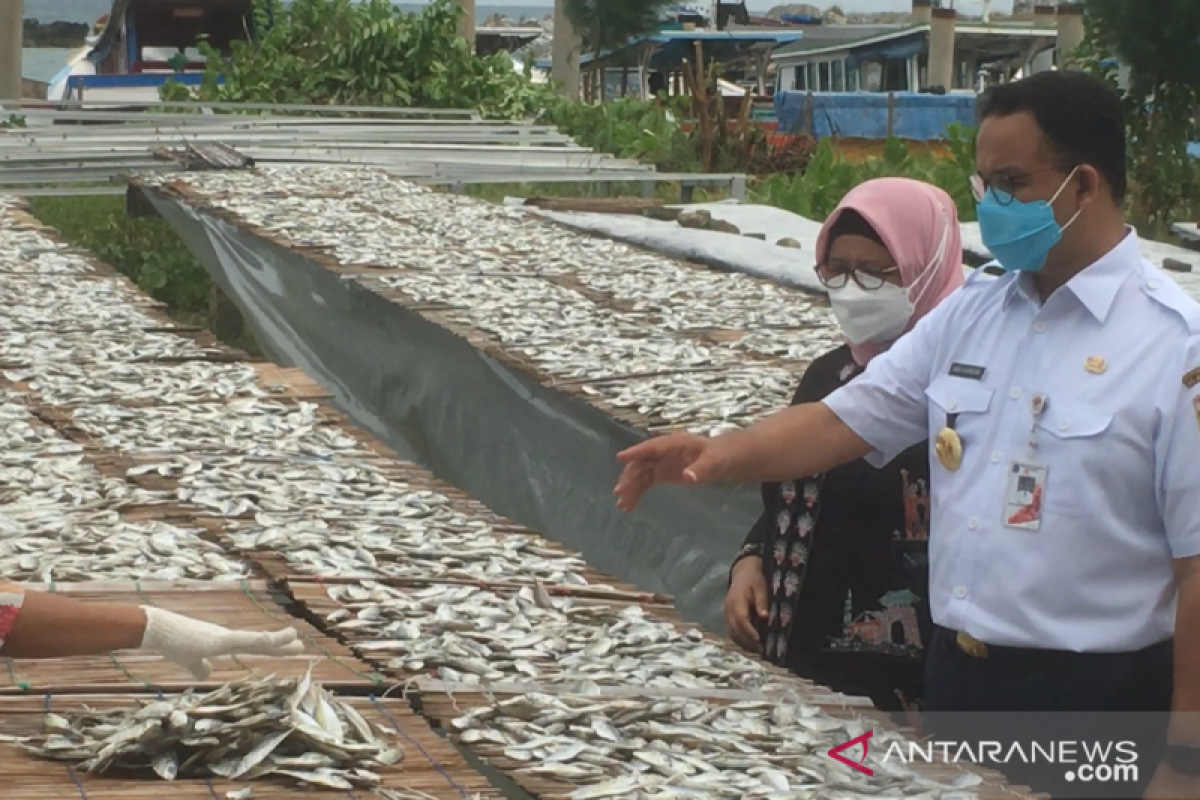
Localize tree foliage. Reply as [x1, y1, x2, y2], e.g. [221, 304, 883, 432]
[1081, 0, 1200, 231]
[169, 0, 549, 118]
[563, 0, 675, 62]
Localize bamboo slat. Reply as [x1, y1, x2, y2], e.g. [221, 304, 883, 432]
[0, 693, 499, 799]
[0, 582, 386, 695]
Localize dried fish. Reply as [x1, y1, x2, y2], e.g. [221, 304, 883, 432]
[0, 668, 404, 790]
[323, 581, 782, 691]
[453, 693, 985, 800]
[133, 166, 843, 434]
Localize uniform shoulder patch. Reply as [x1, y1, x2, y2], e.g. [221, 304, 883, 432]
[1185, 366, 1200, 389]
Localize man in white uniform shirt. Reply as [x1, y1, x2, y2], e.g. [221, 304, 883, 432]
[614, 71, 1200, 800]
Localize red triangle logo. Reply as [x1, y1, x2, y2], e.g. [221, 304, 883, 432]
[827, 730, 874, 775]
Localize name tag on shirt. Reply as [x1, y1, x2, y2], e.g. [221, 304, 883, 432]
[1004, 460, 1046, 531]
[949, 363, 987, 381]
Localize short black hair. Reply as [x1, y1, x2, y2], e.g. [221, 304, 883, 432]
[824, 209, 884, 260]
[978, 70, 1127, 203]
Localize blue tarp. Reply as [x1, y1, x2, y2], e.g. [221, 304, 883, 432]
[774, 91, 976, 140]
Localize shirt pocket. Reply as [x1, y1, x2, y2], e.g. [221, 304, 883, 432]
[1033, 399, 1115, 516]
[924, 375, 996, 473]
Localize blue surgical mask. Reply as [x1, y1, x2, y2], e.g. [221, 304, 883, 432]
[976, 167, 1082, 273]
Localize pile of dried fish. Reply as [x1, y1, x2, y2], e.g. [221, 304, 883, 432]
[135, 166, 839, 433]
[6, 361, 267, 406]
[73, 400, 366, 456]
[325, 581, 778, 690]
[0, 329, 218, 366]
[0, 669, 403, 791]
[0, 519, 249, 583]
[227, 513, 594, 585]
[453, 693, 983, 800]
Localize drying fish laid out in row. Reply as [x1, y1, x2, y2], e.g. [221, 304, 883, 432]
[133, 166, 838, 434]
[0, 329, 220, 366]
[0, 219, 98, 276]
[453, 693, 983, 800]
[0, 518, 250, 583]
[324, 581, 780, 691]
[0, 667, 403, 791]
[227, 512, 595, 586]
[73, 400, 366, 455]
[5, 361, 267, 406]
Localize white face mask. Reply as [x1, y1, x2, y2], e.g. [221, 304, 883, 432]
[825, 211, 950, 346]
[828, 280, 915, 345]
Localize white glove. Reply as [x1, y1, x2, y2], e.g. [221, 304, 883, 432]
[140, 606, 306, 681]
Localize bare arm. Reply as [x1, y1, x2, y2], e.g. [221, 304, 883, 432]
[0, 583, 147, 658]
[1169, 558, 1200, 744]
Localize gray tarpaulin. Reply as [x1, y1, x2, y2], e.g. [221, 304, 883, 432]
[147, 192, 761, 634]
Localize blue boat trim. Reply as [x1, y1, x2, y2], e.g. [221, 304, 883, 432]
[68, 73, 222, 89]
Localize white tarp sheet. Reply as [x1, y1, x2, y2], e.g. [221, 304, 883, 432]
[527, 201, 1200, 303]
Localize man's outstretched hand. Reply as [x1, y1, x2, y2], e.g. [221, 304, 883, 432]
[614, 432, 733, 511]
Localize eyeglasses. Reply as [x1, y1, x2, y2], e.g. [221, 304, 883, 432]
[816, 262, 899, 291]
[969, 165, 1074, 205]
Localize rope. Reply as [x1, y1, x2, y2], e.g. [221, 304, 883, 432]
[239, 581, 384, 686]
[45, 695, 90, 800]
[4, 659, 29, 693]
[369, 695, 469, 799]
[105, 651, 155, 692]
[134, 580, 253, 674]
[203, 779, 222, 800]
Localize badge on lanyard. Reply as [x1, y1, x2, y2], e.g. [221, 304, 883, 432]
[1004, 393, 1048, 531]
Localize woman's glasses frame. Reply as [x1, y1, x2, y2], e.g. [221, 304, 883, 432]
[815, 262, 900, 291]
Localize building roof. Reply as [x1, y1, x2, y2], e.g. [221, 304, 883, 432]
[772, 22, 1058, 62]
[535, 28, 804, 70]
[476, 26, 543, 39]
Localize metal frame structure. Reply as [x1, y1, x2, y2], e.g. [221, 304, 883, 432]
[0, 101, 748, 202]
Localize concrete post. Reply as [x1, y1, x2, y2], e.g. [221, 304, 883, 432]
[911, 0, 932, 25]
[1033, 4, 1056, 27]
[454, 0, 476, 52]
[1056, 3, 1086, 70]
[551, 0, 582, 99]
[928, 7, 956, 91]
[0, 0, 24, 102]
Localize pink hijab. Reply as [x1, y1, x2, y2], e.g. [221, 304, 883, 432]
[815, 177, 965, 366]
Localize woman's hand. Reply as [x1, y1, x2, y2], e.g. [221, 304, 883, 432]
[725, 556, 768, 653]
[141, 607, 306, 681]
[614, 433, 734, 512]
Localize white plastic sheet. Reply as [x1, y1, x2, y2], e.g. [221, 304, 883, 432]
[528, 203, 826, 293]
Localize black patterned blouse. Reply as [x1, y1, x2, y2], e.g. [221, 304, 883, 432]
[731, 344, 933, 712]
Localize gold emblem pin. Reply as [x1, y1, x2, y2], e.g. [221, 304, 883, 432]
[957, 631, 988, 658]
[1084, 356, 1107, 375]
[935, 427, 963, 471]
[1184, 367, 1200, 389]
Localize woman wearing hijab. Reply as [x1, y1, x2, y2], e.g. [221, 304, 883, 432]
[724, 177, 965, 716]
[0, 581, 304, 679]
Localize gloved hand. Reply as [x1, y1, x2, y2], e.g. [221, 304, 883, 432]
[140, 606, 306, 681]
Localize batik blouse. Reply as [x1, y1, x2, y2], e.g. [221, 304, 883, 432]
[731, 344, 933, 712]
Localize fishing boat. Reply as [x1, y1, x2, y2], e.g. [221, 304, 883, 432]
[46, 0, 253, 104]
